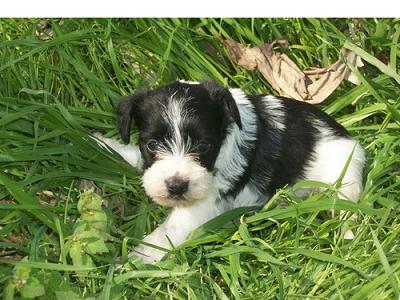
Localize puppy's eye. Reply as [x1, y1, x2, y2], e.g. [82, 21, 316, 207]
[195, 142, 211, 154]
[146, 140, 160, 152]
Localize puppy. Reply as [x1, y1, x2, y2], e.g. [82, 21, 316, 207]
[96, 80, 365, 263]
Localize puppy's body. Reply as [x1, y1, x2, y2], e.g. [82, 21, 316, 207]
[97, 81, 365, 263]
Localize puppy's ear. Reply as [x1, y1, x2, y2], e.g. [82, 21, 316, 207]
[202, 81, 242, 129]
[117, 89, 147, 144]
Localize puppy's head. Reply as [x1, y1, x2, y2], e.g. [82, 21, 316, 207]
[117, 81, 241, 207]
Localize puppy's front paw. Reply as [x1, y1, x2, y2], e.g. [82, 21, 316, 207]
[130, 244, 166, 263]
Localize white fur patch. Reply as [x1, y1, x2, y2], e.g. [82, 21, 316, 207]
[214, 89, 258, 194]
[262, 95, 286, 130]
[142, 153, 212, 207]
[162, 96, 186, 155]
[233, 183, 263, 208]
[178, 80, 200, 85]
[304, 124, 365, 201]
[160, 95, 193, 156]
[230, 88, 253, 106]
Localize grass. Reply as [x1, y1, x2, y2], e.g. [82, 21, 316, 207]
[0, 18, 399, 299]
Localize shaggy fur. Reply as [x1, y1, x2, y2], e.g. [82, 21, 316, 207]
[95, 80, 365, 263]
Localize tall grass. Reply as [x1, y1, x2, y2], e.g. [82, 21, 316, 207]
[0, 18, 399, 299]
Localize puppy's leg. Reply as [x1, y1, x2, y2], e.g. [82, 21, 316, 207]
[93, 134, 142, 169]
[132, 195, 224, 263]
[305, 138, 365, 239]
[336, 148, 364, 239]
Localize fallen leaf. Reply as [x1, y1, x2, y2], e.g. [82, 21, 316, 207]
[221, 38, 363, 104]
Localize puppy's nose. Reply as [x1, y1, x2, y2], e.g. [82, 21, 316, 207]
[165, 177, 189, 197]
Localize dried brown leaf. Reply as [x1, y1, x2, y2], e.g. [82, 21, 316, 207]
[222, 39, 363, 104]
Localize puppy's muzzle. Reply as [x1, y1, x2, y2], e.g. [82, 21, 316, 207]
[165, 176, 189, 197]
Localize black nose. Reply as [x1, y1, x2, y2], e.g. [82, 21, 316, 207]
[165, 177, 189, 197]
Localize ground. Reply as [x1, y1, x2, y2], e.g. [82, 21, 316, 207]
[0, 18, 399, 299]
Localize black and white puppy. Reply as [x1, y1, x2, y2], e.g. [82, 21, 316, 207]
[96, 80, 365, 263]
